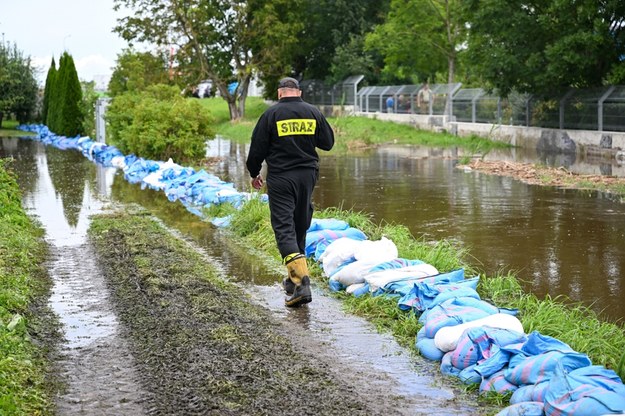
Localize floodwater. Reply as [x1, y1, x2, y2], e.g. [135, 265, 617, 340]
[0, 136, 494, 414]
[1, 133, 624, 412]
[206, 137, 625, 324]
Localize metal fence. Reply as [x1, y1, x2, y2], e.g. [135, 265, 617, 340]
[303, 76, 625, 133]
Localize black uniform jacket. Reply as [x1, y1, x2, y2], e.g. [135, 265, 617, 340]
[246, 96, 335, 178]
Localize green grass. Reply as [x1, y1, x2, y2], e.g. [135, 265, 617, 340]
[0, 120, 35, 137]
[0, 159, 54, 415]
[197, 97, 511, 154]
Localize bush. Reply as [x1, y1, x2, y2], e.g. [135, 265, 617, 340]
[106, 84, 215, 162]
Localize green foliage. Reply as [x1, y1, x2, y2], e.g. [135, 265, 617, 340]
[106, 84, 215, 162]
[41, 58, 57, 125]
[46, 52, 84, 136]
[80, 81, 98, 138]
[463, 0, 625, 96]
[365, 0, 465, 84]
[0, 41, 39, 127]
[0, 159, 52, 415]
[57, 54, 84, 136]
[108, 48, 174, 97]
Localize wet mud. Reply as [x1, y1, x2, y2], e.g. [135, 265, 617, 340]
[88, 210, 493, 416]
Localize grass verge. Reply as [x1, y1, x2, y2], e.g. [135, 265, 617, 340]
[0, 159, 56, 415]
[0, 120, 35, 137]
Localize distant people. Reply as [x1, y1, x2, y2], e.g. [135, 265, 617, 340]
[398, 94, 407, 113]
[417, 83, 433, 114]
[386, 95, 395, 113]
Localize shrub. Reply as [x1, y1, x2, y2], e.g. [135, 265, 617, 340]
[106, 84, 215, 162]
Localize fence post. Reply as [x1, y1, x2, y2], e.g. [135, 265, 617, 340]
[598, 86, 614, 132]
[95, 97, 111, 143]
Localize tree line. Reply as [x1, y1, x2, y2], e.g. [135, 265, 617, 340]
[112, 0, 625, 120]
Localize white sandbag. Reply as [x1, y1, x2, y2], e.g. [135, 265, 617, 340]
[319, 238, 366, 277]
[353, 237, 398, 262]
[331, 259, 380, 286]
[365, 263, 439, 293]
[434, 313, 525, 353]
[346, 282, 367, 295]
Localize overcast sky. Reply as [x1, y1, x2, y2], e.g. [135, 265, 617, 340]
[2, 0, 134, 85]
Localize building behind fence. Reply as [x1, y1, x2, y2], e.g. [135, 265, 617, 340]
[302, 76, 625, 133]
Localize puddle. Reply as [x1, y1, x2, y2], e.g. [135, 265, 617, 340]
[8, 141, 148, 414]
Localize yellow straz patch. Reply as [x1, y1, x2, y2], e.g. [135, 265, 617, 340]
[276, 119, 316, 137]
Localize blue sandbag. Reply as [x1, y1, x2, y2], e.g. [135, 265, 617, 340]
[415, 327, 445, 361]
[495, 402, 545, 416]
[307, 218, 349, 232]
[511, 382, 549, 404]
[420, 297, 499, 338]
[481, 370, 519, 395]
[544, 363, 625, 416]
[505, 351, 592, 386]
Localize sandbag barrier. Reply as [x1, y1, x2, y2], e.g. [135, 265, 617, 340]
[16, 125, 625, 416]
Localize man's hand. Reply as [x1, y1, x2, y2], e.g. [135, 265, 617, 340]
[251, 174, 264, 190]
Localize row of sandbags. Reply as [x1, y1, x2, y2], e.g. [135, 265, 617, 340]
[305, 218, 625, 416]
[18, 125, 625, 415]
[17, 125, 262, 219]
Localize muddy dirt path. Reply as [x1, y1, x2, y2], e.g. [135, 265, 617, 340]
[82, 210, 493, 416]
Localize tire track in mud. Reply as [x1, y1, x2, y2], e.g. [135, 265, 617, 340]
[47, 244, 148, 415]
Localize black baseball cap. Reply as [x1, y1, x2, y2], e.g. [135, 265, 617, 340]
[278, 77, 300, 89]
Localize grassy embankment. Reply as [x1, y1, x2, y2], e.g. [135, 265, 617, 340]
[0, 159, 55, 415]
[0, 120, 35, 137]
[199, 96, 510, 154]
[198, 96, 625, 386]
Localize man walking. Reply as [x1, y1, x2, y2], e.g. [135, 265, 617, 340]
[246, 77, 335, 307]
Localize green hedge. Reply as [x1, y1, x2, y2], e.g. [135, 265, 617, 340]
[106, 84, 215, 162]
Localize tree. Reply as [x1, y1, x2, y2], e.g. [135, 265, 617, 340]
[113, 0, 301, 120]
[463, 0, 625, 97]
[0, 41, 39, 128]
[365, 0, 465, 86]
[108, 49, 174, 97]
[48, 52, 83, 136]
[42, 57, 57, 125]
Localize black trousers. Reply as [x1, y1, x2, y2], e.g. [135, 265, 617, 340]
[266, 167, 318, 258]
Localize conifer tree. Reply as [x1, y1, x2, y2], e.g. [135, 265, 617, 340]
[47, 53, 65, 132]
[42, 57, 56, 125]
[57, 53, 83, 136]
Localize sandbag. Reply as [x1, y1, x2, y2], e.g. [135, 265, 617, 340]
[420, 297, 500, 338]
[434, 313, 525, 352]
[544, 363, 625, 416]
[318, 237, 366, 276]
[505, 351, 592, 386]
[495, 402, 545, 416]
[365, 263, 439, 293]
[480, 370, 519, 395]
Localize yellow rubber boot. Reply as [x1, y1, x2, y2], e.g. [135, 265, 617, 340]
[284, 254, 312, 307]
